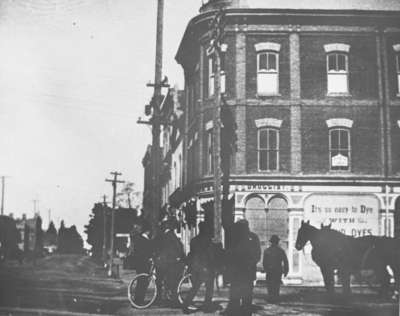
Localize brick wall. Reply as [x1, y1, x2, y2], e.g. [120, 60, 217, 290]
[300, 34, 378, 99]
[386, 34, 400, 99]
[391, 107, 400, 174]
[301, 106, 381, 174]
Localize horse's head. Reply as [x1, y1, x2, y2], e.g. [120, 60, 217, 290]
[295, 220, 313, 250]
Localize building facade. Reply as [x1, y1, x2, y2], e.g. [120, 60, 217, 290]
[173, 0, 400, 283]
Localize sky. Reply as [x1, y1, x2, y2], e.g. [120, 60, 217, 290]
[0, 0, 200, 235]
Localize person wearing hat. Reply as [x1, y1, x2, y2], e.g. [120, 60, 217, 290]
[262, 235, 288, 302]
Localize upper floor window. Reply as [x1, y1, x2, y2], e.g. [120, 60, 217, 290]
[255, 117, 283, 171]
[326, 118, 353, 171]
[394, 44, 400, 95]
[255, 42, 281, 96]
[324, 43, 350, 95]
[205, 121, 214, 174]
[208, 44, 227, 97]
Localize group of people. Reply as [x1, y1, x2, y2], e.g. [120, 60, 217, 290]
[129, 218, 288, 315]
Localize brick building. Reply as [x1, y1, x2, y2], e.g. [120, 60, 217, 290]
[172, 0, 400, 283]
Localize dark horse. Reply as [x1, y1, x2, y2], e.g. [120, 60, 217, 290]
[295, 220, 391, 295]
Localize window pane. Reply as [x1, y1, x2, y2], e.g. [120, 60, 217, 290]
[328, 54, 336, 71]
[337, 54, 347, 71]
[330, 130, 339, 149]
[397, 55, 400, 73]
[259, 130, 268, 149]
[259, 53, 267, 71]
[269, 150, 278, 170]
[220, 53, 225, 72]
[339, 130, 349, 150]
[327, 73, 348, 94]
[257, 73, 278, 95]
[269, 129, 277, 150]
[209, 58, 214, 74]
[259, 150, 268, 170]
[268, 53, 277, 71]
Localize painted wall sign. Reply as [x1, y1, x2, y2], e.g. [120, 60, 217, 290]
[303, 194, 379, 237]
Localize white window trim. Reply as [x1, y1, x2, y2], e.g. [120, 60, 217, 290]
[255, 42, 281, 52]
[326, 118, 353, 129]
[255, 118, 283, 129]
[324, 43, 350, 53]
[397, 120, 400, 128]
[205, 120, 213, 131]
[257, 127, 280, 172]
[328, 128, 351, 172]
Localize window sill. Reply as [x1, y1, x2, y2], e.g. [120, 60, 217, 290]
[326, 92, 351, 98]
[257, 93, 281, 98]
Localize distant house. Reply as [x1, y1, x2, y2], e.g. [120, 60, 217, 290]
[15, 213, 43, 254]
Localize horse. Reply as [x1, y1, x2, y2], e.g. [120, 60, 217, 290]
[295, 220, 388, 295]
[362, 236, 400, 296]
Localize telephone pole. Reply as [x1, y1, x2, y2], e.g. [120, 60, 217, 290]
[101, 194, 108, 261]
[105, 172, 124, 277]
[148, 0, 165, 236]
[208, 9, 226, 243]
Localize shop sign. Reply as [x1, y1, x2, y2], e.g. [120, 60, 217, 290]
[303, 194, 379, 237]
[331, 154, 348, 167]
[244, 185, 301, 192]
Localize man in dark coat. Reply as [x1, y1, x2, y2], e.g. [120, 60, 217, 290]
[154, 219, 185, 304]
[182, 222, 219, 313]
[263, 235, 288, 302]
[224, 219, 261, 316]
[131, 221, 153, 305]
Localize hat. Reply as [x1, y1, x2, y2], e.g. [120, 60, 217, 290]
[269, 235, 280, 244]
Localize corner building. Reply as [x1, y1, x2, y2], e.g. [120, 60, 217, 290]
[175, 0, 400, 284]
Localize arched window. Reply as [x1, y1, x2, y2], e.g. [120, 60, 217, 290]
[208, 44, 227, 97]
[255, 42, 281, 96]
[324, 43, 350, 95]
[394, 44, 400, 95]
[255, 118, 282, 171]
[326, 118, 353, 171]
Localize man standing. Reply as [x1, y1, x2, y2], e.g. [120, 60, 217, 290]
[182, 222, 219, 314]
[154, 219, 185, 305]
[262, 235, 288, 302]
[224, 219, 261, 316]
[131, 221, 153, 305]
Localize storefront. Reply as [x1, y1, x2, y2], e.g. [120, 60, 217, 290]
[231, 184, 399, 284]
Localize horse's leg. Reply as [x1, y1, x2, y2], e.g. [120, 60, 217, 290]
[320, 266, 334, 294]
[339, 269, 351, 295]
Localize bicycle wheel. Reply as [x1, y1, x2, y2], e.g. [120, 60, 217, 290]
[177, 273, 193, 305]
[128, 273, 157, 309]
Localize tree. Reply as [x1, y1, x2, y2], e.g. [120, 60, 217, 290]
[57, 220, 84, 254]
[84, 203, 109, 259]
[116, 182, 141, 209]
[43, 221, 58, 251]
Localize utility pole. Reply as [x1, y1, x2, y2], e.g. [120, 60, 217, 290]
[105, 172, 124, 277]
[33, 199, 39, 216]
[101, 194, 108, 261]
[1, 176, 6, 215]
[208, 9, 226, 244]
[147, 0, 167, 237]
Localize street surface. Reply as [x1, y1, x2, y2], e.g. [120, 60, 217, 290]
[0, 255, 398, 316]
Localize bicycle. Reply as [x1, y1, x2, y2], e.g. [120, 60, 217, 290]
[127, 259, 158, 309]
